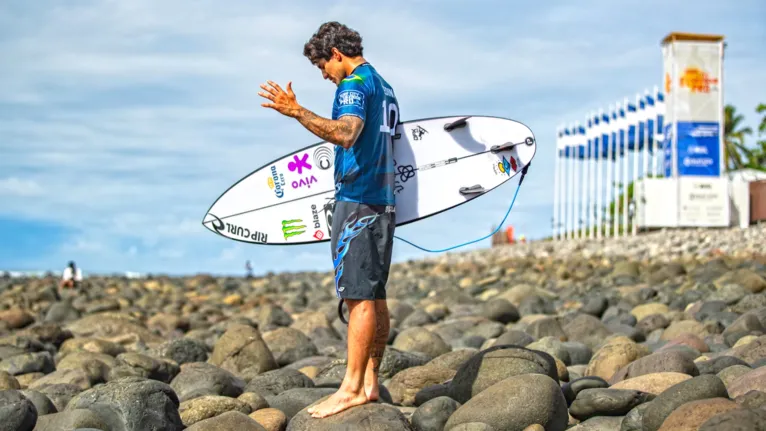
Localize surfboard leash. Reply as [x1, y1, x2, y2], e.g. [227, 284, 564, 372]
[336, 161, 531, 325]
[393, 161, 531, 253]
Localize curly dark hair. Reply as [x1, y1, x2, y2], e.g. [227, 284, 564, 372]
[303, 21, 364, 64]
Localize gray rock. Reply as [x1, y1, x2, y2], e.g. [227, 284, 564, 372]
[18, 389, 57, 415]
[209, 324, 278, 376]
[262, 327, 319, 367]
[569, 388, 653, 421]
[620, 402, 652, 431]
[33, 409, 109, 431]
[265, 387, 335, 420]
[244, 367, 314, 396]
[568, 416, 625, 430]
[0, 351, 55, 376]
[641, 374, 729, 431]
[34, 383, 82, 412]
[65, 376, 183, 431]
[448, 345, 558, 403]
[393, 327, 451, 359]
[561, 376, 609, 406]
[699, 407, 766, 431]
[152, 338, 209, 365]
[186, 411, 266, 431]
[411, 396, 461, 431]
[444, 373, 568, 431]
[287, 402, 413, 431]
[0, 390, 37, 431]
[492, 330, 534, 347]
[170, 362, 245, 402]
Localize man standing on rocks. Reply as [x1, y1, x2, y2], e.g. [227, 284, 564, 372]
[258, 21, 398, 418]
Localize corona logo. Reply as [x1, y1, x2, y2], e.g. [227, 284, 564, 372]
[281, 219, 306, 239]
[679, 67, 718, 93]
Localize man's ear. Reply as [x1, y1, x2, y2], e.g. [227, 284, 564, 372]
[331, 47, 342, 61]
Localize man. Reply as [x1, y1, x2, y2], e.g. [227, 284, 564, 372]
[258, 21, 398, 418]
[59, 261, 82, 290]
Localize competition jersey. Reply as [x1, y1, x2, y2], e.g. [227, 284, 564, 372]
[331, 63, 399, 206]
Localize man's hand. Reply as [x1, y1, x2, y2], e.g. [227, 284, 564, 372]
[259, 81, 301, 118]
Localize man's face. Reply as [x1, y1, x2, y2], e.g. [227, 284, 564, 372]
[315, 55, 345, 86]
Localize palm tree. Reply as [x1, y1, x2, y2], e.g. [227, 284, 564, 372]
[724, 104, 753, 171]
[743, 103, 766, 171]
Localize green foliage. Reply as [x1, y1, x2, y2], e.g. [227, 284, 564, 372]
[724, 103, 766, 172]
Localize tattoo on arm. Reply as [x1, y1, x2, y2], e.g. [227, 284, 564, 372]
[369, 307, 390, 372]
[293, 107, 363, 149]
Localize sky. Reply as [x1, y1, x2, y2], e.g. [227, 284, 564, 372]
[1, 0, 764, 276]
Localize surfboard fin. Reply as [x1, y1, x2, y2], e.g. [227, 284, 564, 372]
[491, 137, 535, 153]
[444, 116, 472, 132]
[459, 184, 485, 195]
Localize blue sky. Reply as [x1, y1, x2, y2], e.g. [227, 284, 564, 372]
[1, 0, 764, 276]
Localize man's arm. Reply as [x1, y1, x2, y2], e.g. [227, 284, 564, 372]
[258, 80, 364, 150]
[292, 107, 364, 150]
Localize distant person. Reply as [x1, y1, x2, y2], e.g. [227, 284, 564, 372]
[245, 260, 253, 279]
[59, 261, 82, 290]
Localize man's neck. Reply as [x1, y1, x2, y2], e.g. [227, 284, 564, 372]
[343, 56, 368, 76]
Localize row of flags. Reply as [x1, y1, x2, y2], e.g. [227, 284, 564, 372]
[557, 87, 666, 159]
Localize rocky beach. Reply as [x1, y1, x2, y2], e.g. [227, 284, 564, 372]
[1, 224, 765, 431]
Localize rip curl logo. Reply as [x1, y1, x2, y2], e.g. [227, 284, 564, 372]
[338, 90, 364, 108]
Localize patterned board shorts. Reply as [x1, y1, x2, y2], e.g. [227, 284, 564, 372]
[330, 200, 395, 301]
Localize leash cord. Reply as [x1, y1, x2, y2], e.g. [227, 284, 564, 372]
[393, 162, 531, 252]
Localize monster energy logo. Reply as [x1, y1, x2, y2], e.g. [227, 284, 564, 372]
[282, 219, 306, 239]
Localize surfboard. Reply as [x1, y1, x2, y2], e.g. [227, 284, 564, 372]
[201, 115, 536, 245]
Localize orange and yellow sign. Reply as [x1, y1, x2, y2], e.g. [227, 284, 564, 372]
[665, 68, 719, 94]
[679, 67, 718, 93]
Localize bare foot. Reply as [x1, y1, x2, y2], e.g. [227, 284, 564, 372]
[365, 377, 379, 402]
[308, 388, 369, 418]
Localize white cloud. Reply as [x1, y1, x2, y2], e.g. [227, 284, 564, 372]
[0, 177, 43, 196]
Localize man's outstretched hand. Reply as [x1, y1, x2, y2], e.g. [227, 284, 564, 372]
[259, 81, 301, 118]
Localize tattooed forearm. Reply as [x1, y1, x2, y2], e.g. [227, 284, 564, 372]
[293, 107, 362, 149]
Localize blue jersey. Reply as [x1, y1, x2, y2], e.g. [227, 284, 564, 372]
[331, 63, 399, 206]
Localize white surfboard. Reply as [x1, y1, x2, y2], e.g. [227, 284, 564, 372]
[201, 115, 536, 245]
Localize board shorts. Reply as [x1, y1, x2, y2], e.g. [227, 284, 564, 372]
[330, 200, 395, 301]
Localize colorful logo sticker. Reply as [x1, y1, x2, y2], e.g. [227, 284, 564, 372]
[288, 153, 312, 175]
[267, 165, 285, 198]
[495, 155, 518, 176]
[282, 219, 306, 239]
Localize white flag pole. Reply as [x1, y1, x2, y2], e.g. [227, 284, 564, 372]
[592, 110, 600, 239]
[572, 123, 582, 239]
[634, 92, 647, 236]
[567, 124, 576, 239]
[598, 104, 617, 238]
[622, 97, 632, 237]
[582, 115, 592, 240]
[612, 103, 624, 238]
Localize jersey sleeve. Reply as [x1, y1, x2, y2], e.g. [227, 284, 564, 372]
[334, 75, 368, 122]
